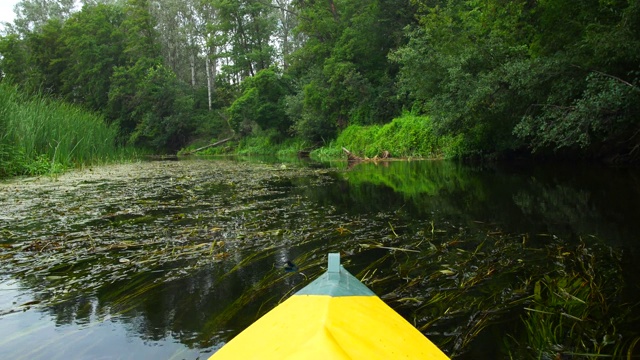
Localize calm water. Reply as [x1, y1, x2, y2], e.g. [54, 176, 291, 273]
[0, 158, 639, 359]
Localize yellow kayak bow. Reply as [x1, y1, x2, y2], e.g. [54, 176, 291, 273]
[209, 253, 450, 359]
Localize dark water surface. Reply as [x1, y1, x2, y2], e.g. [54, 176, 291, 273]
[1, 158, 639, 359]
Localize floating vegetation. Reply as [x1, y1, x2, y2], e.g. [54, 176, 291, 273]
[0, 159, 638, 359]
[0, 160, 335, 307]
[351, 225, 640, 359]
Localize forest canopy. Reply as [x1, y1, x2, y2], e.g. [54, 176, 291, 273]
[1, 0, 639, 161]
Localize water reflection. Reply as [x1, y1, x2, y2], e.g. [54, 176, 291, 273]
[0, 159, 638, 359]
[321, 161, 640, 250]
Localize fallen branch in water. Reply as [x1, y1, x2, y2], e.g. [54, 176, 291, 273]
[342, 147, 391, 164]
[184, 136, 234, 155]
[342, 147, 362, 162]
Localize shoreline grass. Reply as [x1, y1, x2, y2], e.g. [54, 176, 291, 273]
[180, 128, 312, 159]
[179, 113, 458, 162]
[311, 113, 460, 160]
[0, 83, 138, 178]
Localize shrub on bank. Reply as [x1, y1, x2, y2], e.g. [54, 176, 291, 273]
[323, 114, 453, 159]
[179, 114, 460, 160]
[235, 129, 309, 156]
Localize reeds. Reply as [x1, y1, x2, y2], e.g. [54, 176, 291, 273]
[0, 83, 136, 177]
[511, 241, 639, 359]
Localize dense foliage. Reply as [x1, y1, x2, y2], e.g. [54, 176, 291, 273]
[328, 114, 451, 159]
[393, 0, 640, 161]
[0, 82, 133, 177]
[1, 0, 639, 161]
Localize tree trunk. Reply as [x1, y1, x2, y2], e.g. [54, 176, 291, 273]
[183, 136, 234, 155]
[206, 55, 212, 111]
[328, 0, 339, 21]
[342, 147, 362, 162]
[190, 52, 196, 87]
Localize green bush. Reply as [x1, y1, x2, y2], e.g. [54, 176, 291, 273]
[334, 124, 381, 157]
[325, 114, 448, 159]
[228, 68, 292, 136]
[223, 129, 309, 157]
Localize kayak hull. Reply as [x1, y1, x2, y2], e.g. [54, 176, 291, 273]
[209, 254, 450, 359]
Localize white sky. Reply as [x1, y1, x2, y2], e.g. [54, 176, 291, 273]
[0, 0, 19, 31]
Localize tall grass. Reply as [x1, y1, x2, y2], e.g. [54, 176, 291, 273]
[0, 83, 136, 178]
[236, 129, 310, 157]
[313, 113, 459, 159]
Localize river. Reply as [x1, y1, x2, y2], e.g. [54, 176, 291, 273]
[0, 158, 638, 359]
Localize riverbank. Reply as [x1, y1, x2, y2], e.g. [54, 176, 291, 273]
[179, 113, 458, 161]
[0, 84, 138, 179]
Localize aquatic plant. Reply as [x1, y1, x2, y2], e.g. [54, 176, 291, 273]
[0, 160, 638, 359]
